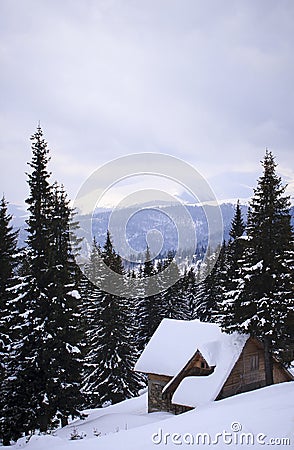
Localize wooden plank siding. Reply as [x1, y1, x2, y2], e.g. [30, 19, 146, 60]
[217, 338, 292, 400]
[217, 338, 265, 399]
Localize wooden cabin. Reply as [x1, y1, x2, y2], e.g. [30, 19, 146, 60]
[134, 319, 293, 414]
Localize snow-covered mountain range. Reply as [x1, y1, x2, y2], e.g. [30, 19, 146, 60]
[10, 202, 294, 257]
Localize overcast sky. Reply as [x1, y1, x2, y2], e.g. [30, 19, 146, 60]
[1, 0, 293, 208]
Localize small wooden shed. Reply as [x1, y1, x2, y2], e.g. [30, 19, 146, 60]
[134, 319, 293, 414]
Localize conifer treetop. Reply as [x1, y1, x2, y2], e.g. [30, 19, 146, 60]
[229, 199, 245, 240]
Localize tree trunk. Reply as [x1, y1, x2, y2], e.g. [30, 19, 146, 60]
[263, 335, 274, 385]
[39, 414, 48, 433]
[61, 416, 68, 427]
[2, 434, 11, 447]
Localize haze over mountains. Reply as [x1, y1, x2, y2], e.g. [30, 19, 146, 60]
[9, 201, 294, 260]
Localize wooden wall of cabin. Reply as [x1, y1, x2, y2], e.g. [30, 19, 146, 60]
[273, 361, 292, 383]
[217, 338, 292, 400]
[218, 339, 266, 399]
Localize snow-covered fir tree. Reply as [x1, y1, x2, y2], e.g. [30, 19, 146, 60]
[2, 127, 84, 443]
[136, 246, 164, 351]
[220, 150, 294, 385]
[81, 239, 106, 406]
[159, 251, 190, 320]
[0, 197, 19, 379]
[195, 243, 227, 322]
[0, 197, 19, 446]
[42, 183, 84, 427]
[181, 266, 199, 319]
[82, 232, 143, 407]
[79, 237, 103, 334]
[1, 126, 54, 441]
[226, 199, 246, 289]
[229, 199, 246, 241]
[217, 200, 246, 326]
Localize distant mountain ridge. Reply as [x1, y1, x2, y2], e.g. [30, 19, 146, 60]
[9, 202, 294, 257]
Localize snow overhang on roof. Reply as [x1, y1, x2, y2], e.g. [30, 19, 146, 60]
[134, 318, 248, 386]
[172, 331, 248, 408]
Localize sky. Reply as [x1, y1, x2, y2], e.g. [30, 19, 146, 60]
[0, 0, 294, 209]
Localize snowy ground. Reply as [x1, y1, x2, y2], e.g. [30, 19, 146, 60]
[10, 382, 294, 449]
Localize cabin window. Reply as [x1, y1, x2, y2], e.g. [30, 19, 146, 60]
[250, 354, 259, 371]
[201, 361, 207, 369]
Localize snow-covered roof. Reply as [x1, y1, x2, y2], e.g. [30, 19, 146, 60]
[135, 318, 248, 408]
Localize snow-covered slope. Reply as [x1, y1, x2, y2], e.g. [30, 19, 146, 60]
[12, 382, 294, 449]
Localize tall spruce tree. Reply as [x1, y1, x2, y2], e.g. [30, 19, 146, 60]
[81, 239, 106, 407]
[0, 197, 19, 446]
[229, 200, 245, 240]
[136, 246, 163, 351]
[43, 184, 84, 427]
[82, 232, 143, 407]
[196, 243, 227, 322]
[217, 201, 246, 328]
[181, 266, 199, 319]
[2, 126, 54, 440]
[79, 237, 103, 339]
[2, 127, 84, 442]
[159, 252, 190, 320]
[220, 151, 294, 385]
[26, 126, 52, 280]
[227, 200, 246, 277]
